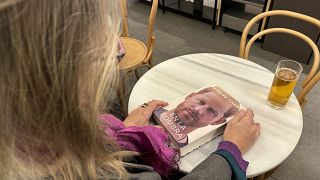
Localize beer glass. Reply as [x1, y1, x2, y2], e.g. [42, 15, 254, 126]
[267, 60, 303, 109]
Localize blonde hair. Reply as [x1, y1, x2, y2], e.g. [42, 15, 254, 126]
[0, 0, 126, 179]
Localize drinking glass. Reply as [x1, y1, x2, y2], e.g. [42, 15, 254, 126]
[267, 60, 303, 109]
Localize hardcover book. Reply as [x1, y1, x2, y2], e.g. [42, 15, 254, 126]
[152, 86, 241, 156]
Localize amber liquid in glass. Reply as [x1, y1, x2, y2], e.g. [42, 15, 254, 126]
[267, 68, 298, 108]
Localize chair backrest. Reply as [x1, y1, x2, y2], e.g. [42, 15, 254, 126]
[239, 10, 320, 108]
[121, 0, 158, 55]
[146, 0, 158, 52]
[121, 0, 129, 37]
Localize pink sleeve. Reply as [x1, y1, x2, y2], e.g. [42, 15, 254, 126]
[99, 114, 126, 140]
[99, 114, 180, 177]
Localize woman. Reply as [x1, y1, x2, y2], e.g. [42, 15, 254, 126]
[0, 0, 260, 179]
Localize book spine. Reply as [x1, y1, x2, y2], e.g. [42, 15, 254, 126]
[152, 112, 180, 149]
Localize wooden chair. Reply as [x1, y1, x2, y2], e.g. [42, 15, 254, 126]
[240, 10, 320, 180]
[240, 10, 320, 109]
[118, 0, 159, 115]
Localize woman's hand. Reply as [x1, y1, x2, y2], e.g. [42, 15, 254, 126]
[223, 108, 260, 155]
[123, 100, 168, 127]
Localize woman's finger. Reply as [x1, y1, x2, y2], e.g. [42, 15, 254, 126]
[151, 100, 168, 106]
[243, 108, 255, 124]
[231, 109, 246, 122]
[147, 100, 168, 109]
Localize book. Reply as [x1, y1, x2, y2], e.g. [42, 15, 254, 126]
[152, 86, 241, 156]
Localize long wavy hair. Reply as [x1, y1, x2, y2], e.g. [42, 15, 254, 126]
[0, 0, 126, 179]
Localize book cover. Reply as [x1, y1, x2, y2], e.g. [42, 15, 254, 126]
[152, 86, 241, 156]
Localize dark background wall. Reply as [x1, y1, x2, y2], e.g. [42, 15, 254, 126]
[262, 0, 320, 64]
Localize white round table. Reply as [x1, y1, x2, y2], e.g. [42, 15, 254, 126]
[128, 53, 303, 178]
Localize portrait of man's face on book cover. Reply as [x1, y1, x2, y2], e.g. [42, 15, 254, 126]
[154, 86, 240, 148]
[174, 87, 239, 128]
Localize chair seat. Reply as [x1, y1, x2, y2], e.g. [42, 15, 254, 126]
[118, 37, 147, 70]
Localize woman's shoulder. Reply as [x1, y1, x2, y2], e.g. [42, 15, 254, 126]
[123, 156, 162, 180]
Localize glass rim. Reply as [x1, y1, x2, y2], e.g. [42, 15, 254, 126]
[277, 59, 303, 74]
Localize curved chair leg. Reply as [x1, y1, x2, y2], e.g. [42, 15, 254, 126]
[146, 63, 152, 70]
[139, 63, 152, 70]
